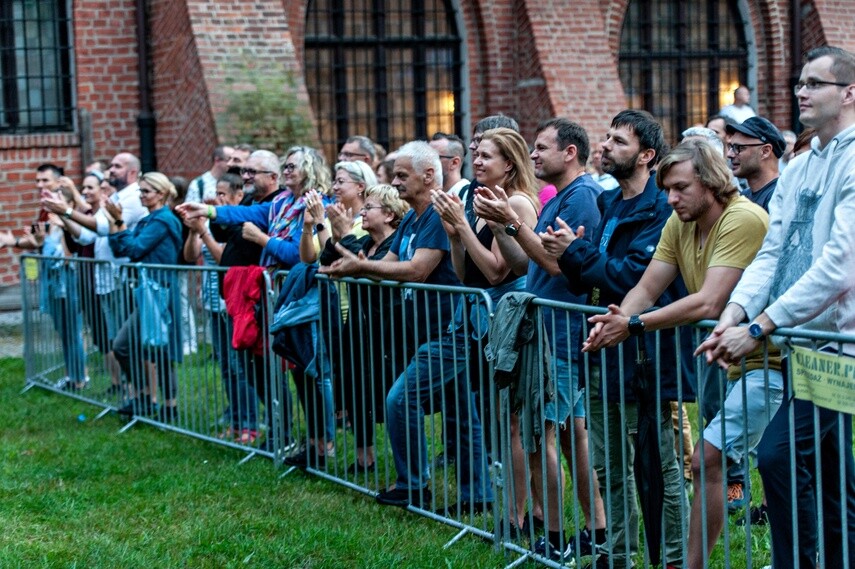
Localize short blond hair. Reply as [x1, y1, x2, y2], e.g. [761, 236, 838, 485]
[364, 183, 410, 227]
[140, 171, 178, 200]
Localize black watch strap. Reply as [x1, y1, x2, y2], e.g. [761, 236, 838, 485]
[628, 314, 646, 336]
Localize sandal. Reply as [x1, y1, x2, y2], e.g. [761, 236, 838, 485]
[235, 429, 258, 444]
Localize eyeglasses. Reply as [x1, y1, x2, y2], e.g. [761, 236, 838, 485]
[338, 151, 369, 160]
[794, 79, 852, 95]
[727, 142, 766, 155]
[360, 204, 385, 212]
[282, 163, 298, 172]
[240, 168, 275, 177]
[334, 178, 356, 185]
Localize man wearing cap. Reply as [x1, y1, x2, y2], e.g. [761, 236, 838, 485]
[726, 116, 786, 212]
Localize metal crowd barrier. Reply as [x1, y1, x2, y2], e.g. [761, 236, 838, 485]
[20, 254, 855, 569]
[270, 271, 499, 544]
[20, 254, 281, 461]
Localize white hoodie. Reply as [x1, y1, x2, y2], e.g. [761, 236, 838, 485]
[730, 123, 855, 352]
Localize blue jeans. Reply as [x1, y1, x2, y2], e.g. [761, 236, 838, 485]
[211, 312, 257, 430]
[386, 334, 493, 502]
[52, 296, 86, 382]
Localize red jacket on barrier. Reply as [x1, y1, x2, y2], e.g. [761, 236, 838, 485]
[223, 265, 266, 355]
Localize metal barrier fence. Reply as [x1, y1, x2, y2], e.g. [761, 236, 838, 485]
[20, 254, 855, 569]
[20, 254, 282, 461]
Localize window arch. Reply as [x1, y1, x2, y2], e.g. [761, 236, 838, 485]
[304, 0, 464, 161]
[618, 0, 749, 144]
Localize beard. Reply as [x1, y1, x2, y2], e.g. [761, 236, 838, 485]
[603, 151, 639, 181]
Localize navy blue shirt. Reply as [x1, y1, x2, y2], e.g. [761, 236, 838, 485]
[389, 204, 461, 347]
[527, 174, 601, 358]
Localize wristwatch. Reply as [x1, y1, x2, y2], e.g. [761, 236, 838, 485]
[504, 219, 523, 236]
[315, 223, 325, 233]
[63, 207, 73, 219]
[747, 321, 765, 341]
[628, 314, 646, 336]
[114, 218, 124, 227]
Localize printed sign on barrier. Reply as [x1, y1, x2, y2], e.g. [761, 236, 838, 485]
[791, 346, 855, 413]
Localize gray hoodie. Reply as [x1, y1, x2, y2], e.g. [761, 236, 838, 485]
[730, 123, 855, 352]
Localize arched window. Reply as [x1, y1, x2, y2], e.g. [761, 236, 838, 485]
[304, 0, 464, 161]
[619, 0, 749, 143]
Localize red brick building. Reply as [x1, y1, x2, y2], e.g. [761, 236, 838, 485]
[1, 0, 851, 291]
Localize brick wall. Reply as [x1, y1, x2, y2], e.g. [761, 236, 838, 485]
[0, 1, 139, 286]
[1, 0, 852, 291]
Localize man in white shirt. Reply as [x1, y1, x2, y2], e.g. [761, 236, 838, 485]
[186, 145, 233, 203]
[719, 85, 757, 124]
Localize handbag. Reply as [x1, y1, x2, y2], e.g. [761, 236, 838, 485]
[136, 268, 171, 348]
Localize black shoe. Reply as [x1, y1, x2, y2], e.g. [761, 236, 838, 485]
[432, 451, 456, 470]
[117, 395, 155, 417]
[157, 405, 179, 424]
[376, 487, 432, 508]
[532, 536, 565, 563]
[736, 504, 769, 526]
[566, 527, 600, 557]
[438, 500, 492, 516]
[283, 445, 327, 468]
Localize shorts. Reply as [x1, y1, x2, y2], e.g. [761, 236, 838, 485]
[544, 357, 584, 425]
[703, 367, 784, 465]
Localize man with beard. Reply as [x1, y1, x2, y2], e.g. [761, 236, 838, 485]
[725, 116, 786, 211]
[42, 152, 147, 234]
[583, 139, 769, 568]
[541, 110, 693, 568]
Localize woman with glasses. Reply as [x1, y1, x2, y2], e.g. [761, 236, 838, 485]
[300, 160, 377, 263]
[318, 184, 410, 473]
[106, 172, 183, 422]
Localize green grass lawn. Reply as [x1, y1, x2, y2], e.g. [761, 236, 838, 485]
[1, 350, 779, 569]
[0, 358, 507, 569]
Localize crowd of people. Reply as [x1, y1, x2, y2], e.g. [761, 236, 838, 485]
[6, 45, 855, 569]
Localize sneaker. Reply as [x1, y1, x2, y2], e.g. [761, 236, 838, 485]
[736, 504, 769, 526]
[117, 395, 156, 417]
[234, 429, 258, 444]
[564, 527, 599, 558]
[53, 376, 71, 390]
[533, 536, 567, 563]
[376, 487, 432, 508]
[727, 482, 747, 511]
[283, 444, 327, 468]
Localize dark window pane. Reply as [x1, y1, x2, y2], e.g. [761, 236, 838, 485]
[618, 0, 747, 144]
[0, 0, 74, 133]
[304, 0, 463, 160]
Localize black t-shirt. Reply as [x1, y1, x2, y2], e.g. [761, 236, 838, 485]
[741, 178, 777, 212]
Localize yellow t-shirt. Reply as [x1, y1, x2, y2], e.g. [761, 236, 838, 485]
[653, 195, 780, 376]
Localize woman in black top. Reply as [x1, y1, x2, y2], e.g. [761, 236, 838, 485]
[319, 184, 410, 473]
